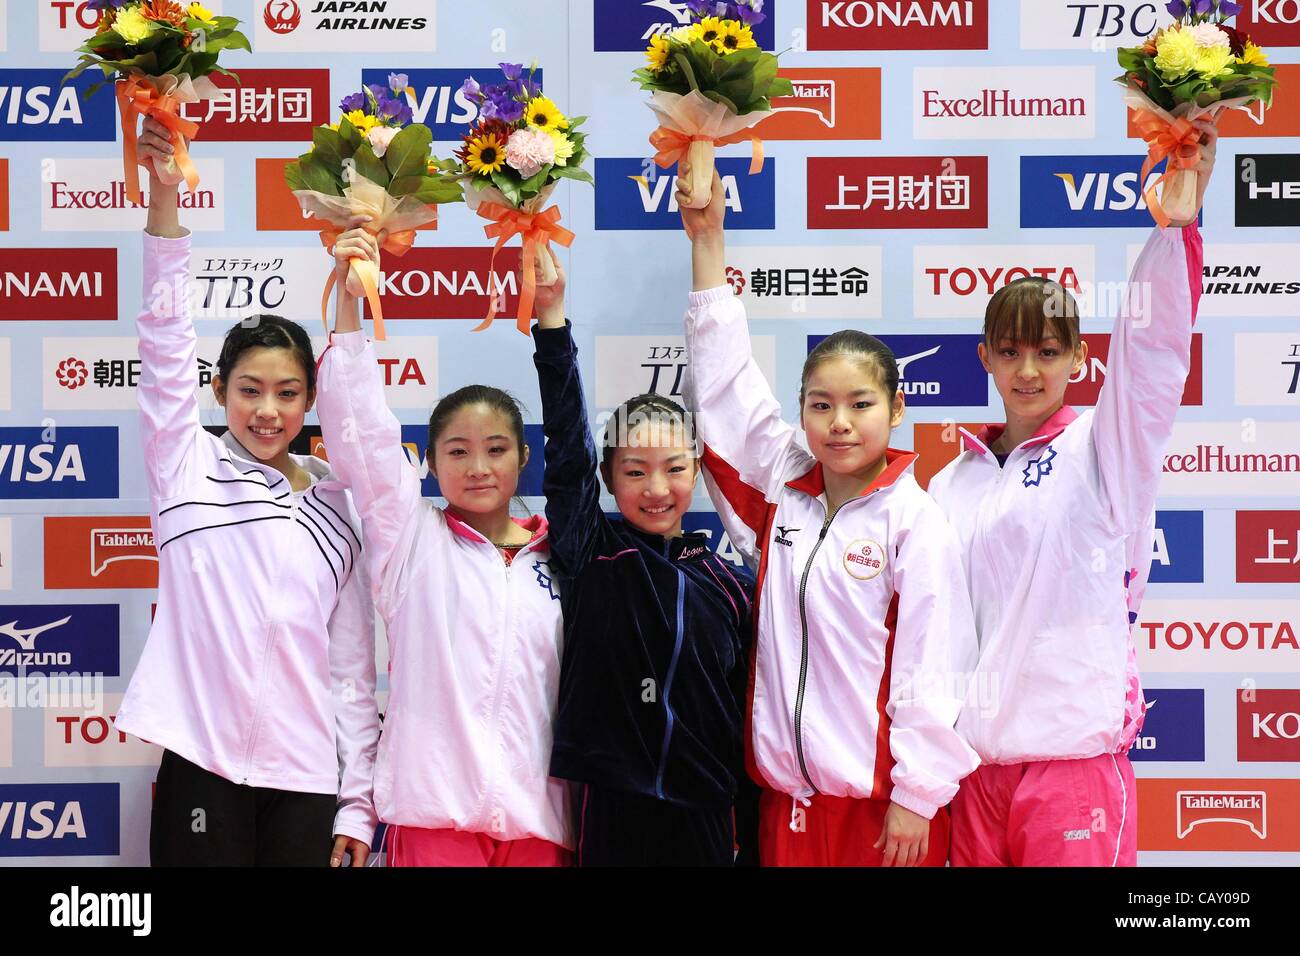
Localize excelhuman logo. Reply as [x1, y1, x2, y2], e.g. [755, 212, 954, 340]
[49, 886, 151, 936]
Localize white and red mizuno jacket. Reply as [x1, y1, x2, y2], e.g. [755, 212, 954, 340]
[114, 232, 381, 847]
[315, 331, 573, 848]
[685, 286, 979, 820]
[927, 224, 1203, 766]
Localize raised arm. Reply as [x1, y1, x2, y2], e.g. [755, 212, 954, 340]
[679, 175, 803, 565]
[315, 224, 428, 621]
[1092, 127, 1213, 535]
[531, 253, 605, 576]
[135, 118, 201, 502]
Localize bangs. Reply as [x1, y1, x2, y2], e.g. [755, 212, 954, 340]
[983, 278, 1080, 351]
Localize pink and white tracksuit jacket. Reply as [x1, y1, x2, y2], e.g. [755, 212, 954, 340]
[927, 223, 1203, 767]
[685, 285, 980, 820]
[114, 232, 381, 847]
[315, 330, 573, 849]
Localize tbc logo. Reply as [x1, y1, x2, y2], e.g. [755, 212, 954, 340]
[0, 783, 120, 857]
[264, 0, 301, 33]
[1176, 791, 1266, 840]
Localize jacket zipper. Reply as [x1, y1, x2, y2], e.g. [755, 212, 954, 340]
[793, 505, 834, 796]
[654, 561, 687, 800]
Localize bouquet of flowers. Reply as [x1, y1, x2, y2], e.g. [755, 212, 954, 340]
[1117, 0, 1276, 226]
[284, 74, 464, 340]
[632, 0, 791, 208]
[438, 63, 593, 334]
[63, 1, 250, 205]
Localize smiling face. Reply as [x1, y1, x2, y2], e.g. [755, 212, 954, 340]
[431, 403, 528, 518]
[603, 421, 698, 538]
[213, 346, 312, 464]
[979, 335, 1088, 425]
[799, 355, 904, 485]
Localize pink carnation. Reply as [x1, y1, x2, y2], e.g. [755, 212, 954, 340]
[504, 128, 555, 178]
[366, 125, 400, 158]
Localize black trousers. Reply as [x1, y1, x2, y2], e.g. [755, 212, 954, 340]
[150, 749, 337, 867]
[575, 784, 736, 867]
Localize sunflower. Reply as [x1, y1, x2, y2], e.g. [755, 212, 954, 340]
[645, 34, 671, 72]
[718, 20, 757, 54]
[465, 132, 508, 176]
[696, 16, 726, 50]
[141, 0, 188, 27]
[524, 95, 569, 132]
[1238, 41, 1269, 68]
[342, 109, 383, 135]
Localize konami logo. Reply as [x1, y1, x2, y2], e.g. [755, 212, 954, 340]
[1236, 511, 1300, 584]
[912, 244, 1095, 319]
[1140, 779, 1300, 851]
[1064, 333, 1203, 406]
[0, 248, 116, 321]
[762, 68, 881, 140]
[177, 68, 328, 141]
[41, 158, 224, 232]
[914, 65, 1095, 139]
[44, 517, 158, 590]
[370, 247, 523, 321]
[807, 156, 988, 229]
[1237, 688, 1300, 762]
[1236, 0, 1300, 45]
[808, 0, 988, 49]
[1136, 600, 1300, 672]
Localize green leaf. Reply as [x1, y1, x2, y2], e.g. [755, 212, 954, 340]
[550, 165, 594, 185]
[298, 156, 341, 196]
[384, 123, 433, 179]
[283, 162, 309, 193]
[336, 116, 362, 152]
[490, 169, 523, 206]
[412, 176, 466, 205]
[673, 51, 701, 94]
[517, 165, 552, 195]
[701, 88, 740, 113]
[311, 126, 347, 176]
[352, 143, 390, 189]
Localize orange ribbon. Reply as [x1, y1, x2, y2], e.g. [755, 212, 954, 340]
[648, 126, 765, 174]
[473, 202, 575, 336]
[1131, 108, 1205, 229]
[316, 223, 417, 341]
[115, 76, 201, 207]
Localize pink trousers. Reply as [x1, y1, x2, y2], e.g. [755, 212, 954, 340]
[950, 752, 1137, 867]
[386, 826, 572, 867]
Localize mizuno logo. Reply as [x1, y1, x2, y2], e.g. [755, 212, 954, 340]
[895, 345, 942, 377]
[0, 615, 72, 651]
[775, 526, 800, 547]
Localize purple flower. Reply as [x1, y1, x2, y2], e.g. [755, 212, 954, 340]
[1166, 0, 1188, 14]
[733, 1, 766, 26]
[378, 96, 412, 127]
[87, 0, 130, 10]
[499, 62, 523, 81]
[1193, 0, 1214, 13]
[339, 91, 366, 113]
[1218, 0, 1241, 16]
[485, 87, 524, 123]
[388, 72, 409, 93]
[686, 0, 713, 15]
[460, 76, 481, 100]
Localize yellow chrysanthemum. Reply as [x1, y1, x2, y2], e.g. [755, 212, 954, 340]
[524, 95, 569, 132]
[1194, 44, 1235, 79]
[1154, 26, 1198, 78]
[114, 6, 157, 43]
[717, 20, 757, 55]
[1238, 41, 1269, 68]
[697, 16, 726, 50]
[466, 133, 507, 176]
[343, 109, 382, 135]
[187, 2, 216, 23]
[645, 34, 671, 72]
[669, 24, 703, 44]
[548, 128, 575, 168]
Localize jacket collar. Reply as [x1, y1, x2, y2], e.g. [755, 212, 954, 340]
[617, 519, 714, 561]
[784, 448, 918, 500]
[960, 406, 1079, 458]
[443, 510, 549, 549]
[220, 429, 336, 486]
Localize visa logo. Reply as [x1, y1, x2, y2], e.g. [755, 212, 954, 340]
[0, 784, 120, 857]
[0, 70, 116, 142]
[0, 427, 118, 500]
[361, 68, 543, 141]
[1020, 155, 1198, 228]
[1148, 510, 1204, 585]
[595, 158, 776, 230]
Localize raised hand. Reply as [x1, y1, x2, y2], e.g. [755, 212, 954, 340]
[678, 169, 726, 243]
[1168, 118, 1218, 229]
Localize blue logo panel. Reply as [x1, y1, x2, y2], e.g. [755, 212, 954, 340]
[1019, 154, 1199, 229]
[1149, 510, 1204, 584]
[595, 0, 778, 52]
[1129, 688, 1205, 762]
[0, 70, 116, 142]
[361, 67, 543, 142]
[809, 333, 987, 407]
[595, 157, 775, 230]
[0, 604, 120, 676]
[0, 427, 118, 500]
[0, 783, 120, 857]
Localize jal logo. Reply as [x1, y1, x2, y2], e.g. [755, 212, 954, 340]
[0, 248, 116, 321]
[809, 0, 988, 49]
[762, 68, 881, 140]
[0, 69, 115, 141]
[0, 783, 119, 857]
[177, 69, 328, 141]
[1127, 688, 1205, 762]
[843, 538, 886, 580]
[44, 517, 158, 590]
[1237, 0, 1300, 45]
[595, 0, 778, 51]
[1019, 155, 1189, 228]
[362, 68, 541, 142]
[1235, 511, 1300, 584]
[1021, 445, 1058, 488]
[595, 158, 776, 230]
[1147, 510, 1204, 585]
[0, 427, 117, 500]
[264, 0, 302, 32]
[1189, 243, 1300, 317]
[807, 156, 988, 229]
[1235, 155, 1300, 227]
[1064, 333, 1204, 407]
[0, 604, 120, 676]
[1238, 689, 1300, 762]
[1019, 1, 1172, 51]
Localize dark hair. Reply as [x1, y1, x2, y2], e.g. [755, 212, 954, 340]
[215, 314, 317, 395]
[983, 277, 1081, 352]
[427, 384, 526, 456]
[800, 330, 899, 400]
[600, 393, 693, 471]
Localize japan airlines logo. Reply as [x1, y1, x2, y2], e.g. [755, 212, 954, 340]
[1022, 445, 1058, 487]
[264, 0, 301, 33]
[0, 615, 70, 652]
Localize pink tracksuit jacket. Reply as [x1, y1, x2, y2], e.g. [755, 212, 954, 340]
[927, 223, 1203, 766]
[685, 285, 980, 820]
[315, 330, 573, 848]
